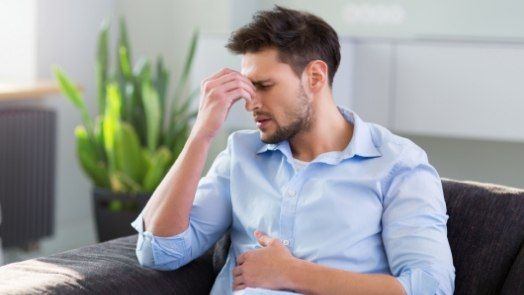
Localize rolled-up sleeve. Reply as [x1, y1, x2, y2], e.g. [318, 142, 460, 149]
[382, 147, 455, 295]
[131, 135, 234, 271]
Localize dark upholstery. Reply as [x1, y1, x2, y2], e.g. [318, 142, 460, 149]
[441, 178, 524, 295]
[0, 236, 215, 294]
[0, 178, 522, 295]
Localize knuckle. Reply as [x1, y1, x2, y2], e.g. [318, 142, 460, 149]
[209, 88, 222, 99]
[202, 81, 211, 92]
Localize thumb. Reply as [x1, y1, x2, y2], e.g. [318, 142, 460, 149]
[254, 230, 273, 247]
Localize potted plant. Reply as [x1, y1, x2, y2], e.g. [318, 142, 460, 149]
[53, 19, 199, 242]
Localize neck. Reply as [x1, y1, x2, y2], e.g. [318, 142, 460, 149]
[289, 94, 353, 162]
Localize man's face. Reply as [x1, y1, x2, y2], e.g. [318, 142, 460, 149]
[241, 48, 313, 144]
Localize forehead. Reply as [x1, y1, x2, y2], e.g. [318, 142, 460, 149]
[241, 48, 294, 80]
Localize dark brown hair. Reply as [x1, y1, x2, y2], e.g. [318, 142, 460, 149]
[226, 6, 341, 87]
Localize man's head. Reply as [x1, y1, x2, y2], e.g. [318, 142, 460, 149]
[226, 6, 341, 144]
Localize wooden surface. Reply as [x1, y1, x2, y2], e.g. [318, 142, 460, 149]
[0, 81, 65, 101]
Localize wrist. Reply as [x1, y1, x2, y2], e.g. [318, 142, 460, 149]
[188, 127, 216, 144]
[284, 258, 307, 291]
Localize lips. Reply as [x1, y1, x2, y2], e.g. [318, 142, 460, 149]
[255, 117, 272, 129]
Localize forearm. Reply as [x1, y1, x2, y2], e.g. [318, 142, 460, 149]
[288, 259, 405, 295]
[142, 129, 213, 237]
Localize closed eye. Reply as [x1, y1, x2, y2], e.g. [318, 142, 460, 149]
[256, 85, 272, 91]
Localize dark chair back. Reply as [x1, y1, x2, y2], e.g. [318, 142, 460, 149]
[442, 178, 524, 295]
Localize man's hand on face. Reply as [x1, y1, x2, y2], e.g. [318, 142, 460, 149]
[192, 68, 256, 141]
[232, 230, 297, 291]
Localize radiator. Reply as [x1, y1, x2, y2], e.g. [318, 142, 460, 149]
[0, 108, 56, 248]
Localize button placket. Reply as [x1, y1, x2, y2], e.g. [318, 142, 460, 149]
[279, 152, 310, 250]
[279, 173, 304, 249]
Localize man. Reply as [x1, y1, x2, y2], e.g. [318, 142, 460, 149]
[132, 6, 455, 295]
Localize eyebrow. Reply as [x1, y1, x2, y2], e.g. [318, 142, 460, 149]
[251, 79, 273, 87]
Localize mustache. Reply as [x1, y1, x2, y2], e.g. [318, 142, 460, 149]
[253, 111, 273, 118]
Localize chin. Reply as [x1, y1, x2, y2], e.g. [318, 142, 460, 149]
[259, 131, 273, 144]
[259, 131, 281, 144]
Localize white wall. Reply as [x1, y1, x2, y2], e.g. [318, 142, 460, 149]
[268, 0, 524, 41]
[1, 0, 116, 263]
[0, 0, 37, 81]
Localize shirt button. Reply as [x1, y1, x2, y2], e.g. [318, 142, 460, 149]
[282, 239, 290, 246]
[287, 190, 296, 197]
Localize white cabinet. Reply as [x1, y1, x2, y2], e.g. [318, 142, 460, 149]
[352, 39, 524, 142]
[352, 41, 394, 127]
[393, 42, 524, 142]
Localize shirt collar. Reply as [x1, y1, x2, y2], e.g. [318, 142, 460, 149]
[256, 106, 382, 160]
[339, 106, 382, 158]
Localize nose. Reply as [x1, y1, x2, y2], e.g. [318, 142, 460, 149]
[245, 91, 262, 112]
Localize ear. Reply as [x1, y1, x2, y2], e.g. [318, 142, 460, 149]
[303, 60, 328, 94]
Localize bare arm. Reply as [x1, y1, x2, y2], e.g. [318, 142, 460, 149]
[289, 259, 405, 295]
[142, 68, 255, 237]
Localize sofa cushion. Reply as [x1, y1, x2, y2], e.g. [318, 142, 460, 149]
[442, 178, 524, 295]
[500, 244, 524, 294]
[0, 235, 215, 294]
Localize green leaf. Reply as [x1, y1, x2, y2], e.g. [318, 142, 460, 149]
[109, 171, 126, 193]
[155, 56, 169, 110]
[113, 171, 142, 193]
[175, 87, 199, 117]
[75, 126, 109, 188]
[119, 46, 132, 80]
[135, 58, 151, 80]
[165, 87, 199, 147]
[172, 29, 199, 110]
[167, 30, 199, 137]
[141, 80, 161, 152]
[142, 147, 172, 192]
[53, 66, 94, 134]
[129, 58, 150, 145]
[117, 17, 132, 80]
[96, 21, 109, 115]
[103, 84, 122, 173]
[93, 117, 107, 162]
[114, 123, 147, 185]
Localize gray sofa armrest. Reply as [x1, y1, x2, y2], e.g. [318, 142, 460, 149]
[0, 235, 216, 294]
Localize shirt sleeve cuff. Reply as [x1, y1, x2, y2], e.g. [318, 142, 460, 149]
[131, 212, 193, 270]
[396, 269, 440, 295]
[131, 212, 145, 232]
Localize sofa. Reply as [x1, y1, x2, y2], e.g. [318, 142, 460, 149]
[0, 178, 523, 294]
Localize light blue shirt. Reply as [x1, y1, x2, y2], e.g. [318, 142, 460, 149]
[131, 106, 455, 295]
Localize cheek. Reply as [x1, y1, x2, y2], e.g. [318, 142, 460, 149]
[262, 87, 299, 124]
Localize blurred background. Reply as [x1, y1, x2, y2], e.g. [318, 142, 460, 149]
[0, 0, 523, 265]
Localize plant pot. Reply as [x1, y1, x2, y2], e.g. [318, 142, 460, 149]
[92, 187, 150, 242]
